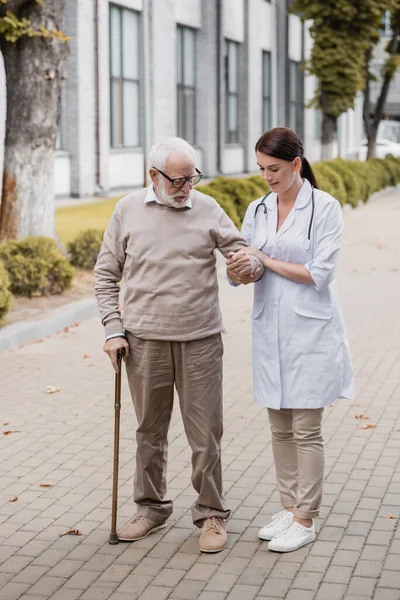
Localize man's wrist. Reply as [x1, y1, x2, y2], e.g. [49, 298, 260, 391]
[105, 332, 127, 342]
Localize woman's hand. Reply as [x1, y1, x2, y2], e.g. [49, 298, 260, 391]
[241, 246, 270, 266]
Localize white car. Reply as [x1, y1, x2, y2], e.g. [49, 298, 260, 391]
[358, 138, 400, 160]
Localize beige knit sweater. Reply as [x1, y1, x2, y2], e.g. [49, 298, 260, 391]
[94, 187, 254, 341]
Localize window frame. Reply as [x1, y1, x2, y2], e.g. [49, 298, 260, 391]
[262, 50, 272, 132]
[289, 59, 304, 138]
[176, 25, 197, 145]
[224, 39, 240, 144]
[109, 3, 141, 149]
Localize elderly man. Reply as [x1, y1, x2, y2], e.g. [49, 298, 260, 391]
[94, 138, 261, 553]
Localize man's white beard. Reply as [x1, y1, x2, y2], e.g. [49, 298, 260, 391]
[158, 179, 191, 209]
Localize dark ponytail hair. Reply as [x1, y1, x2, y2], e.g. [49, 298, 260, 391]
[255, 127, 318, 189]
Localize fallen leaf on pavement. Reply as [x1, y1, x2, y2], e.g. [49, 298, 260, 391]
[40, 483, 53, 488]
[3, 422, 10, 425]
[377, 243, 383, 249]
[382, 514, 396, 519]
[45, 386, 60, 394]
[83, 354, 91, 358]
[355, 414, 364, 419]
[59, 528, 82, 537]
[360, 424, 376, 429]
[9, 497, 18, 503]
[63, 326, 69, 333]
[3, 430, 21, 435]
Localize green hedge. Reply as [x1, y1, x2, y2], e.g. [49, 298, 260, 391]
[67, 228, 104, 270]
[196, 155, 400, 220]
[0, 237, 74, 298]
[0, 260, 12, 326]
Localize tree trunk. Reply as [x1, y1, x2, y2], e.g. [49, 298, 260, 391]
[0, 0, 69, 240]
[366, 130, 377, 160]
[321, 112, 337, 160]
[364, 26, 400, 161]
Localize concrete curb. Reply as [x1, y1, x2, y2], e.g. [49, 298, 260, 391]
[0, 297, 98, 355]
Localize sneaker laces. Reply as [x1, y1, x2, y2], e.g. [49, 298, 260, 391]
[271, 510, 293, 524]
[204, 517, 224, 534]
[276, 521, 305, 541]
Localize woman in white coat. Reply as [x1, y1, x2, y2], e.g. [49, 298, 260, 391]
[227, 127, 354, 553]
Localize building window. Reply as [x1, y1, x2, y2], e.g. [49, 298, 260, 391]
[177, 26, 196, 145]
[224, 40, 240, 143]
[289, 60, 304, 137]
[109, 4, 140, 148]
[262, 51, 271, 132]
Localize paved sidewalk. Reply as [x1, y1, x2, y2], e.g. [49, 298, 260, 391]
[1, 190, 400, 600]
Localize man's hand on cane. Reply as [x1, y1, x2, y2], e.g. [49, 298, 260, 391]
[104, 337, 129, 372]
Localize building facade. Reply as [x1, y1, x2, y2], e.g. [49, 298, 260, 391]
[0, 0, 364, 198]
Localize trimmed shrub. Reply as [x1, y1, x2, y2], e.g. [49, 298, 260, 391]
[328, 159, 362, 208]
[344, 160, 369, 203]
[196, 184, 241, 228]
[67, 228, 104, 270]
[0, 237, 74, 298]
[385, 156, 400, 184]
[0, 260, 12, 327]
[313, 162, 347, 205]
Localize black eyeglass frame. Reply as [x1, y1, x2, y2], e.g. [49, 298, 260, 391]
[154, 167, 203, 189]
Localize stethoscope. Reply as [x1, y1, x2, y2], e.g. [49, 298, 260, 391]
[254, 187, 315, 251]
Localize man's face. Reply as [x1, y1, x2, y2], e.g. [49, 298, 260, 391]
[151, 153, 197, 208]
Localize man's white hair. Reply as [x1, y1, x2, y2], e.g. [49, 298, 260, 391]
[149, 137, 196, 170]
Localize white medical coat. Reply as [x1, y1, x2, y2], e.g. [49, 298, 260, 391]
[241, 179, 354, 409]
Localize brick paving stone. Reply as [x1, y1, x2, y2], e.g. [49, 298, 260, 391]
[11, 565, 49, 585]
[170, 579, 206, 599]
[346, 576, 377, 597]
[378, 570, 400, 589]
[225, 584, 260, 600]
[285, 591, 316, 600]
[373, 590, 400, 600]
[27, 576, 66, 598]
[315, 582, 347, 600]
[292, 570, 324, 591]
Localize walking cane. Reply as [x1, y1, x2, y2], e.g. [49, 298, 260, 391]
[109, 347, 125, 545]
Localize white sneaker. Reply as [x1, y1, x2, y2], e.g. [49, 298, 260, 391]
[268, 520, 316, 552]
[258, 509, 294, 541]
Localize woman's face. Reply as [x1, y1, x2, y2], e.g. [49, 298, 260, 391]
[256, 151, 302, 194]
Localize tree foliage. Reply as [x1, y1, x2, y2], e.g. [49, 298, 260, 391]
[0, 0, 68, 42]
[291, 0, 391, 119]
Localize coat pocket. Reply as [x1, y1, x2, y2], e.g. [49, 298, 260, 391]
[251, 301, 265, 320]
[292, 302, 334, 352]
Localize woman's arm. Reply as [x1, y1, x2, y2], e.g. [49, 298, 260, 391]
[241, 197, 343, 288]
[235, 247, 313, 285]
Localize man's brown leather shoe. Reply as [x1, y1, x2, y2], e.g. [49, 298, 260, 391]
[118, 515, 167, 542]
[199, 517, 227, 553]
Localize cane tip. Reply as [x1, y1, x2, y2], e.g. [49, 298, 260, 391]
[109, 533, 119, 545]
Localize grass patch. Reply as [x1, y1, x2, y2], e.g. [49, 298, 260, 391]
[56, 198, 120, 245]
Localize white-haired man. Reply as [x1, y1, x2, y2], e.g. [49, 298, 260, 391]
[94, 137, 261, 553]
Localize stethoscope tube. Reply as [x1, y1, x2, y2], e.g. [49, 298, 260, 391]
[254, 187, 315, 251]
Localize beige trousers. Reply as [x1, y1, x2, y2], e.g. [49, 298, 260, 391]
[125, 332, 231, 527]
[267, 408, 324, 520]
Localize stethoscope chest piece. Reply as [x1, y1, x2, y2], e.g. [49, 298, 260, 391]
[303, 239, 311, 251]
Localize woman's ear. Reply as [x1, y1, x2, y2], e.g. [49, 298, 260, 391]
[293, 157, 302, 173]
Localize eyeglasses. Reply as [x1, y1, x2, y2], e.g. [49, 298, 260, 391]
[154, 168, 203, 188]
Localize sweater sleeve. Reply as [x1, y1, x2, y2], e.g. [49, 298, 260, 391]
[214, 205, 248, 257]
[215, 203, 264, 279]
[94, 205, 127, 337]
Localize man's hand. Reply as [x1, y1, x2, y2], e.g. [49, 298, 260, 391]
[226, 250, 254, 278]
[103, 336, 130, 372]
